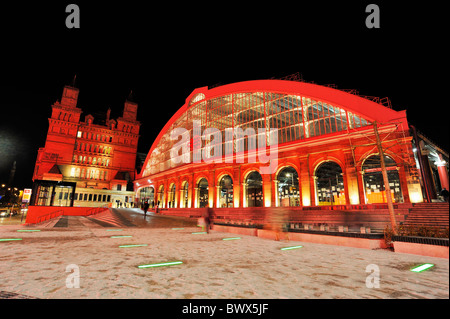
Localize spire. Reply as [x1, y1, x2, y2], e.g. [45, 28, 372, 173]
[127, 90, 135, 102]
[106, 107, 111, 122]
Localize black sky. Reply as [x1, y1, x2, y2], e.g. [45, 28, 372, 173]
[0, 1, 447, 189]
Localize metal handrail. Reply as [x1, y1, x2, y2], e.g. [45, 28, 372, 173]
[85, 205, 110, 217]
[36, 209, 64, 224]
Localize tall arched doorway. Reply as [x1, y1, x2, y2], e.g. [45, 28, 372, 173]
[168, 183, 176, 208]
[181, 181, 189, 208]
[157, 185, 164, 208]
[218, 175, 233, 207]
[246, 171, 263, 207]
[315, 161, 346, 205]
[277, 166, 300, 207]
[362, 154, 403, 203]
[197, 178, 209, 208]
[139, 186, 154, 207]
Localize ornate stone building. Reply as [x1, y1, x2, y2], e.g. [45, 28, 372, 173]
[31, 85, 140, 208]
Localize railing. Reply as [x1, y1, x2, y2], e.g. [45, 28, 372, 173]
[35, 209, 64, 224]
[85, 205, 109, 216]
[30, 205, 109, 224]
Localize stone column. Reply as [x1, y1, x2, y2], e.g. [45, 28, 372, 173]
[437, 155, 449, 191]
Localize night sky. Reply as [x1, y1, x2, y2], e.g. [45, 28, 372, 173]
[0, 1, 447, 189]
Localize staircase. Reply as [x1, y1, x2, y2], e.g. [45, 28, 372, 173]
[403, 202, 449, 229]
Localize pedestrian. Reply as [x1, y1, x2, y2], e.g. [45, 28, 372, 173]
[265, 207, 289, 241]
[204, 206, 212, 234]
[441, 188, 449, 202]
[143, 201, 150, 218]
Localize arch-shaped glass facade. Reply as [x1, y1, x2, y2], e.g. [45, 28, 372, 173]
[142, 88, 372, 178]
[134, 80, 422, 209]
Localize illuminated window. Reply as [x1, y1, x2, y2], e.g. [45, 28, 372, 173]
[77, 131, 82, 138]
[362, 155, 403, 204]
[189, 93, 206, 106]
[219, 175, 233, 208]
[246, 171, 263, 207]
[277, 167, 300, 207]
[197, 178, 209, 208]
[315, 161, 346, 206]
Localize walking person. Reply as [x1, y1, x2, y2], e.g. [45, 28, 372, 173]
[143, 201, 150, 218]
[204, 206, 212, 234]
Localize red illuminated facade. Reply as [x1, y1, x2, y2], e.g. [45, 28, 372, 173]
[134, 79, 449, 210]
[31, 85, 140, 207]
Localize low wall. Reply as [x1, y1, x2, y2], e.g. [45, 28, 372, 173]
[393, 242, 448, 259]
[159, 206, 409, 231]
[211, 224, 387, 250]
[25, 206, 108, 224]
[213, 224, 258, 236]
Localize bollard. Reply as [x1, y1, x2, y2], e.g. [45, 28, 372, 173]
[338, 225, 348, 232]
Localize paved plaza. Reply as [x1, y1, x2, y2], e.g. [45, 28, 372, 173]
[0, 209, 448, 299]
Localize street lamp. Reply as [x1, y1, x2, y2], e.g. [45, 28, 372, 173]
[286, 173, 294, 185]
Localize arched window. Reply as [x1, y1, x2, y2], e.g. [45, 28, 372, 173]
[246, 171, 263, 207]
[168, 183, 176, 208]
[218, 175, 233, 208]
[277, 167, 300, 207]
[362, 154, 403, 203]
[197, 178, 209, 208]
[139, 187, 155, 207]
[157, 185, 164, 208]
[315, 161, 346, 205]
[181, 181, 189, 208]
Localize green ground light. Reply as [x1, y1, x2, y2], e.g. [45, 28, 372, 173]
[0, 238, 23, 242]
[138, 261, 183, 269]
[192, 232, 208, 234]
[222, 237, 241, 241]
[110, 235, 132, 238]
[280, 245, 303, 250]
[119, 244, 148, 248]
[410, 263, 434, 272]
